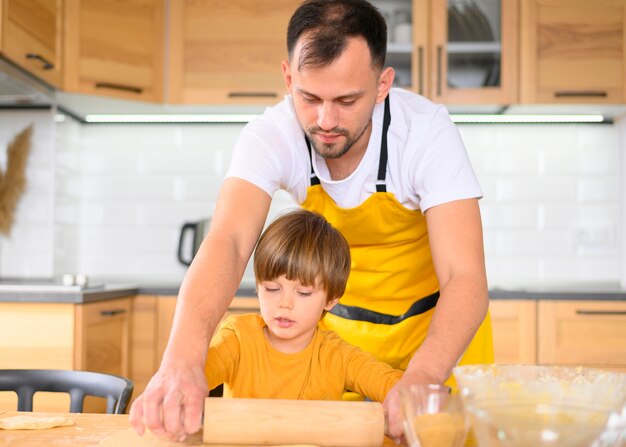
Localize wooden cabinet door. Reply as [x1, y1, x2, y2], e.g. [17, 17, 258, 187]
[168, 0, 299, 104]
[156, 295, 177, 365]
[75, 297, 132, 413]
[429, 0, 519, 104]
[1, 0, 64, 87]
[75, 297, 131, 377]
[538, 300, 626, 371]
[63, 0, 164, 102]
[520, 0, 626, 104]
[489, 299, 537, 364]
[129, 295, 158, 405]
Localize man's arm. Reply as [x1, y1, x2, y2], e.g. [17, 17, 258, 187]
[384, 198, 488, 439]
[129, 178, 272, 440]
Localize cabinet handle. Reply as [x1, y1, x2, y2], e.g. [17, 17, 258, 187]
[100, 309, 127, 317]
[417, 46, 424, 96]
[436, 46, 443, 97]
[228, 92, 278, 98]
[576, 310, 626, 316]
[554, 91, 608, 98]
[25, 53, 54, 70]
[95, 82, 143, 94]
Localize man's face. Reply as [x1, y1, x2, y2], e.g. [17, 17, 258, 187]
[282, 37, 393, 160]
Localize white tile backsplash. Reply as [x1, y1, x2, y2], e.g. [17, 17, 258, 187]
[0, 110, 623, 288]
[495, 177, 579, 202]
[577, 177, 620, 202]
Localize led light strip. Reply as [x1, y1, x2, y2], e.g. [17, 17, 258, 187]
[450, 114, 606, 124]
[83, 114, 261, 123]
[69, 113, 607, 124]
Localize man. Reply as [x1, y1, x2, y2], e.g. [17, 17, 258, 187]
[130, 0, 493, 442]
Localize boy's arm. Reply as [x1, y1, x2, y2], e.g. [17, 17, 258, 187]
[205, 317, 242, 391]
[341, 340, 404, 403]
[129, 178, 271, 440]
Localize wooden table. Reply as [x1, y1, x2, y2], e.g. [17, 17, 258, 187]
[0, 411, 397, 446]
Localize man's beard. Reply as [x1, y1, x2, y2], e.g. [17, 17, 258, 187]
[307, 121, 371, 160]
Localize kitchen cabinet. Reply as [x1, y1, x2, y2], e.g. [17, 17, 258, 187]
[489, 299, 537, 364]
[0, 0, 64, 87]
[129, 295, 158, 405]
[168, 0, 299, 105]
[538, 300, 626, 372]
[520, 0, 626, 104]
[374, 0, 518, 104]
[63, 0, 165, 102]
[0, 297, 132, 412]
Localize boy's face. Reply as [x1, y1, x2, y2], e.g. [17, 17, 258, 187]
[257, 274, 339, 353]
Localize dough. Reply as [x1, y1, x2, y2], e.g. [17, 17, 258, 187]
[0, 415, 74, 430]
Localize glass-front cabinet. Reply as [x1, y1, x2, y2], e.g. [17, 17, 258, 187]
[373, 0, 518, 105]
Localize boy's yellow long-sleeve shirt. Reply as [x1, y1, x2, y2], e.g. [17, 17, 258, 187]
[205, 314, 403, 402]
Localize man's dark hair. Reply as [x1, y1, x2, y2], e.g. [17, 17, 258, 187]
[287, 0, 387, 71]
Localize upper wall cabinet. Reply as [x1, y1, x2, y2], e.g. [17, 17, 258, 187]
[63, 0, 165, 102]
[520, 0, 626, 104]
[168, 0, 299, 105]
[374, 0, 519, 105]
[1, 0, 64, 87]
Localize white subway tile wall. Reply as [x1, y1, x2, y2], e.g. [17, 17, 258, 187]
[461, 123, 621, 286]
[0, 111, 622, 288]
[53, 119, 297, 284]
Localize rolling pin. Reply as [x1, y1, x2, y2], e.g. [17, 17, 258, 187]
[203, 397, 385, 446]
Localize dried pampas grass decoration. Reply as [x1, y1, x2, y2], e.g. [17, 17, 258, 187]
[0, 125, 33, 235]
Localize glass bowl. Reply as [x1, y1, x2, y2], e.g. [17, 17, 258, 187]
[399, 383, 468, 447]
[453, 364, 626, 447]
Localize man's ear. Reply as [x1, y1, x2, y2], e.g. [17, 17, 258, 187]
[324, 297, 340, 311]
[282, 60, 293, 92]
[376, 66, 395, 103]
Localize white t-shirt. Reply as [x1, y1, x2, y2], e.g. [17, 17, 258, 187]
[226, 88, 481, 212]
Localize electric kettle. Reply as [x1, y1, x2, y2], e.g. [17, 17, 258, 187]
[177, 218, 210, 266]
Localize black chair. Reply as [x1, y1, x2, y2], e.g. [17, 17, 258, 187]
[0, 369, 133, 414]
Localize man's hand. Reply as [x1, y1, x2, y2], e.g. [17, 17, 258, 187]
[129, 361, 209, 441]
[383, 371, 441, 443]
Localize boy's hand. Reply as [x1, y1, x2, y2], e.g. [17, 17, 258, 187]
[129, 361, 208, 441]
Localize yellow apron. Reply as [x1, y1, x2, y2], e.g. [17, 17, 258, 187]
[301, 96, 493, 388]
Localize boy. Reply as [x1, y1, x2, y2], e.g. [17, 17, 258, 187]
[204, 209, 403, 402]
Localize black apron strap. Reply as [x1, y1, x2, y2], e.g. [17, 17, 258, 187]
[305, 136, 321, 186]
[376, 94, 391, 193]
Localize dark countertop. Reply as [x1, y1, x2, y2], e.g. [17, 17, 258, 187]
[0, 279, 256, 304]
[489, 288, 626, 301]
[137, 285, 257, 297]
[0, 279, 625, 303]
[0, 283, 141, 304]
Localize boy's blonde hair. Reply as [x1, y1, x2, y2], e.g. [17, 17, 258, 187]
[253, 209, 350, 302]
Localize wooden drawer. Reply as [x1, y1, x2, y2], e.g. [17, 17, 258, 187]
[538, 300, 626, 369]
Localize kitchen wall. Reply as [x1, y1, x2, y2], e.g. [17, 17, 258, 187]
[0, 109, 622, 288]
[52, 116, 295, 285]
